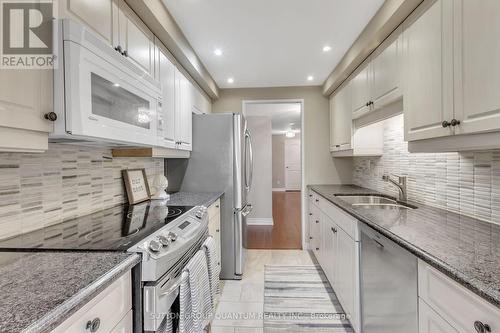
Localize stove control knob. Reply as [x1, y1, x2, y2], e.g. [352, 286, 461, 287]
[195, 210, 203, 219]
[157, 235, 170, 247]
[148, 240, 162, 253]
[168, 232, 178, 242]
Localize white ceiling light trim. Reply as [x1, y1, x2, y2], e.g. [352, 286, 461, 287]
[214, 48, 223, 56]
[307, 75, 314, 81]
[322, 45, 332, 52]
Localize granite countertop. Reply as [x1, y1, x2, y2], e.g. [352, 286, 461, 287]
[0, 251, 140, 333]
[166, 191, 223, 207]
[309, 184, 500, 308]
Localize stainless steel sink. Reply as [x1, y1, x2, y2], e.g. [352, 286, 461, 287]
[335, 195, 416, 210]
[335, 195, 397, 205]
[352, 203, 414, 210]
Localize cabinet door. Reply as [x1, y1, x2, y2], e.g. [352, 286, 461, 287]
[403, 0, 454, 141]
[330, 85, 352, 151]
[419, 299, 458, 333]
[118, 1, 154, 76]
[351, 64, 371, 118]
[321, 213, 337, 287]
[0, 69, 53, 151]
[110, 311, 133, 333]
[60, 0, 116, 45]
[454, 0, 500, 135]
[336, 228, 357, 329]
[174, 70, 192, 150]
[371, 29, 402, 109]
[157, 46, 176, 149]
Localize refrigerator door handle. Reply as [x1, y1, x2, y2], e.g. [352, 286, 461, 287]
[245, 129, 254, 192]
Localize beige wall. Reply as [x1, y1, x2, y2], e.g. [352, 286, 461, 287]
[212, 86, 353, 187]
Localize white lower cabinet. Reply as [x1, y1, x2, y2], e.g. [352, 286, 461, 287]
[207, 199, 221, 269]
[110, 311, 133, 333]
[419, 299, 458, 333]
[418, 260, 500, 333]
[51, 271, 132, 333]
[310, 190, 360, 332]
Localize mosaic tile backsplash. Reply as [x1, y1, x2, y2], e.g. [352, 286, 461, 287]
[0, 144, 164, 239]
[353, 114, 500, 224]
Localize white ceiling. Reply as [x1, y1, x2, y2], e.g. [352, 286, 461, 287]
[244, 102, 301, 134]
[162, 0, 384, 88]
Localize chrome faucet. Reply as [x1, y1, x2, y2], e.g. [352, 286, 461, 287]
[382, 174, 407, 201]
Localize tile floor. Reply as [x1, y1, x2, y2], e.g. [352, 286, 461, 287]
[212, 249, 317, 332]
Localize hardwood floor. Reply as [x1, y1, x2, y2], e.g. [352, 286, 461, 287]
[246, 191, 302, 249]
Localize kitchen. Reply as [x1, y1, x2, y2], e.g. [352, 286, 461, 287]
[0, 0, 499, 333]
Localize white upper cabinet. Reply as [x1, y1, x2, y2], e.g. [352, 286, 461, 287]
[0, 69, 53, 152]
[157, 44, 176, 149]
[175, 68, 193, 151]
[371, 29, 402, 110]
[116, 1, 155, 76]
[59, 0, 117, 46]
[329, 85, 352, 151]
[402, 0, 454, 142]
[453, 0, 500, 135]
[350, 64, 372, 118]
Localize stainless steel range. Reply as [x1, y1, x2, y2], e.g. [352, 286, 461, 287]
[0, 201, 210, 333]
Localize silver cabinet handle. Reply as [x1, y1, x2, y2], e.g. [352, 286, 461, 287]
[474, 321, 491, 333]
[86, 318, 100, 332]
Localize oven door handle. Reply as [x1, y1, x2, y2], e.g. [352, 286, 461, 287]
[160, 272, 186, 296]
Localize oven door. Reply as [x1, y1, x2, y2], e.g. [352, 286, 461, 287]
[63, 40, 159, 145]
[143, 271, 181, 332]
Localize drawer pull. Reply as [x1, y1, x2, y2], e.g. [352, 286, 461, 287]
[215, 229, 220, 232]
[315, 220, 319, 224]
[331, 227, 337, 233]
[315, 247, 319, 250]
[474, 321, 491, 333]
[215, 204, 220, 208]
[315, 199, 319, 202]
[86, 318, 101, 332]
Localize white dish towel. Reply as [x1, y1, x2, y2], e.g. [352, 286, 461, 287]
[202, 236, 220, 307]
[179, 250, 212, 333]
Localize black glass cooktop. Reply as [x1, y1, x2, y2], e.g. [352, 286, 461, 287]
[0, 202, 194, 251]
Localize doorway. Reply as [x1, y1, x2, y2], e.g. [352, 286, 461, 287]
[242, 100, 303, 249]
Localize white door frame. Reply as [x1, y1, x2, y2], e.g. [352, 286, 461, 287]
[242, 99, 306, 249]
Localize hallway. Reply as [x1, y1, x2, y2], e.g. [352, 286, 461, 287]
[246, 191, 302, 249]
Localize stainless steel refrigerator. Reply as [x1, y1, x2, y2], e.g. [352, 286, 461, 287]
[179, 113, 253, 280]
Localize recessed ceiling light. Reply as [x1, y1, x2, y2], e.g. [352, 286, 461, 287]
[307, 75, 314, 81]
[227, 78, 234, 84]
[214, 48, 223, 56]
[323, 45, 332, 52]
[113, 83, 120, 87]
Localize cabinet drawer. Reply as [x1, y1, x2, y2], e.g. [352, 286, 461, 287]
[52, 272, 132, 333]
[418, 260, 500, 333]
[208, 199, 220, 219]
[319, 200, 359, 241]
[419, 298, 458, 333]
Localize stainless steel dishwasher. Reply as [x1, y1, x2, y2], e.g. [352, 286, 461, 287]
[360, 223, 418, 333]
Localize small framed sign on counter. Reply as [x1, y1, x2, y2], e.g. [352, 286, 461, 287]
[122, 169, 151, 204]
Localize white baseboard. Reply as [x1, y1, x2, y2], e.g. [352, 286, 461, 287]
[246, 218, 274, 226]
[272, 188, 286, 192]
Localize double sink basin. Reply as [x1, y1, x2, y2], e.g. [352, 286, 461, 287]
[335, 195, 417, 210]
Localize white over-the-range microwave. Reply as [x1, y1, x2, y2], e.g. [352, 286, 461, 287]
[52, 19, 162, 147]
